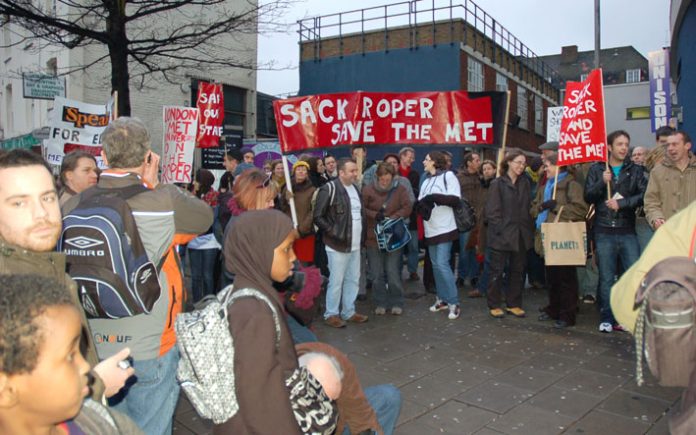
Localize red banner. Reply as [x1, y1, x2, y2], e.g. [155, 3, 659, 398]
[196, 82, 224, 148]
[558, 69, 607, 166]
[273, 91, 495, 153]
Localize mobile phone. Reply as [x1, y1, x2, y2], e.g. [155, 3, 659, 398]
[118, 358, 132, 370]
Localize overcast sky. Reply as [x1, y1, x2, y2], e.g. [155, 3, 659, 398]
[257, 0, 671, 96]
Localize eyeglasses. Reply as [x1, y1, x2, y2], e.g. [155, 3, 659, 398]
[256, 174, 272, 189]
[510, 160, 526, 166]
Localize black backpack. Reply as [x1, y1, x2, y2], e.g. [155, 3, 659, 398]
[634, 232, 696, 387]
[59, 185, 162, 319]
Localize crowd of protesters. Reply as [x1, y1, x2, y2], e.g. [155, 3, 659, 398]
[0, 115, 693, 435]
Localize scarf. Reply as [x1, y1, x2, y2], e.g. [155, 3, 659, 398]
[227, 210, 294, 302]
[536, 171, 568, 229]
[372, 176, 396, 194]
[398, 165, 410, 178]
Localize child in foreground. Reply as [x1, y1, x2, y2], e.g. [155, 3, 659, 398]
[0, 274, 142, 435]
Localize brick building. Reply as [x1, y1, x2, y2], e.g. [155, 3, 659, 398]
[298, 0, 561, 162]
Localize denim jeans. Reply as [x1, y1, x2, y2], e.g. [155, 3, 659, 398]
[109, 348, 180, 435]
[325, 248, 361, 319]
[428, 241, 459, 305]
[595, 232, 640, 324]
[404, 229, 420, 274]
[477, 247, 492, 295]
[457, 231, 479, 281]
[635, 217, 654, 254]
[367, 247, 404, 309]
[342, 384, 402, 435]
[188, 248, 219, 302]
[286, 314, 318, 344]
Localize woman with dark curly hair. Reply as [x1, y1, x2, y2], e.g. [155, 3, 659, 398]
[417, 151, 461, 320]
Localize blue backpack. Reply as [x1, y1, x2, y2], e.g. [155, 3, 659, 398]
[59, 185, 162, 318]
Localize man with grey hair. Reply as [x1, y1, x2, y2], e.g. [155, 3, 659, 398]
[64, 116, 213, 434]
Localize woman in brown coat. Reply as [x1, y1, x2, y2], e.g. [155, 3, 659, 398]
[280, 160, 317, 264]
[484, 150, 534, 318]
[530, 152, 588, 328]
[216, 210, 303, 435]
[363, 163, 413, 315]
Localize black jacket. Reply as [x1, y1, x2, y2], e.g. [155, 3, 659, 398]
[484, 174, 534, 252]
[584, 161, 647, 230]
[313, 179, 362, 252]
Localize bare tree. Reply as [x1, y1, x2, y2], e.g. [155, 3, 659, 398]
[0, 0, 292, 115]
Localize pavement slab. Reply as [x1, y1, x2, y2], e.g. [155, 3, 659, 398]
[171, 278, 681, 434]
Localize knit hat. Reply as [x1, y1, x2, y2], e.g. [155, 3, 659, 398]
[292, 160, 310, 174]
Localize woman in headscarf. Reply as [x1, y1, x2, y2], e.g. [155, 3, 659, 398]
[363, 162, 412, 315]
[215, 210, 301, 435]
[531, 152, 588, 328]
[187, 168, 220, 301]
[279, 160, 317, 264]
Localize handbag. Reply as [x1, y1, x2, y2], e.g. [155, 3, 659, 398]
[374, 186, 411, 252]
[453, 197, 476, 233]
[540, 206, 588, 266]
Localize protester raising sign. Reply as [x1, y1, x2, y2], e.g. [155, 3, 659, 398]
[273, 91, 500, 153]
[44, 97, 112, 168]
[557, 69, 607, 166]
[162, 106, 198, 184]
[196, 82, 224, 148]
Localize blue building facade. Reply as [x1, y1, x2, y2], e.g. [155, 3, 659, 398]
[671, 0, 696, 151]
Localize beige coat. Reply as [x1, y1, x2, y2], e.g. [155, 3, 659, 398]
[611, 201, 696, 332]
[644, 152, 696, 227]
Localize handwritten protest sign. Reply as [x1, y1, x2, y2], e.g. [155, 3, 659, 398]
[44, 97, 111, 168]
[162, 106, 198, 184]
[196, 82, 224, 148]
[546, 106, 564, 142]
[273, 91, 500, 153]
[557, 69, 607, 166]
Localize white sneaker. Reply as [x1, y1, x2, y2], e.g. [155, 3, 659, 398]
[374, 307, 386, 315]
[448, 304, 461, 320]
[390, 307, 403, 315]
[429, 299, 448, 312]
[598, 322, 613, 333]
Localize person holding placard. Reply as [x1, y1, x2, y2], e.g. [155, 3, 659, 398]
[583, 130, 647, 333]
[531, 153, 588, 328]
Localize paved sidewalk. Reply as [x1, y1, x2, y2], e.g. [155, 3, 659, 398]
[173, 281, 679, 435]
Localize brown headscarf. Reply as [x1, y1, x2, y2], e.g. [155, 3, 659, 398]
[227, 209, 294, 300]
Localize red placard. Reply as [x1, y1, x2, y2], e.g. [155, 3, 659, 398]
[273, 91, 494, 153]
[196, 82, 224, 148]
[557, 69, 607, 166]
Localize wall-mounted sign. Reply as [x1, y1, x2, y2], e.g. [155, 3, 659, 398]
[22, 73, 66, 100]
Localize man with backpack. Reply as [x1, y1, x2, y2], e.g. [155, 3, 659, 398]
[0, 149, 134, 402]
[611, 201, 696, 434]
[62, 117, 213, 434]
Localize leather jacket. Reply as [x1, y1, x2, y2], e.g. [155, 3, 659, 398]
[313, 179, 362, 252]
[584, 161, 647, 230]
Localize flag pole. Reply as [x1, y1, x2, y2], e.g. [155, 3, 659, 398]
[597, 69, 611, 200]
[497, 90, 512, 177]
[113, 91, 119, 119]
[281, 155, 298, 228]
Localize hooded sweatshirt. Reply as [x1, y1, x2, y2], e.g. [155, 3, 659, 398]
[215, 210, 302, 435]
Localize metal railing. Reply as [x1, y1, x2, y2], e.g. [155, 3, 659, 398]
[298, 0, 562, 89]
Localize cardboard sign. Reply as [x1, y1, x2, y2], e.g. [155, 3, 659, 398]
[546, 106, 564, 142]
[557, 69, 607, 166]
[273, 91, 497, 153]
[162, 106, 198, 184]
[196, 82, 224, 148]
[648, 49, 671, 133]
[44, 97, 111, 168]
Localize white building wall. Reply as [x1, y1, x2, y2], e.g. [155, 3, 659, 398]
[1, 0, 257, 151]
[603, 82, 653, 148]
